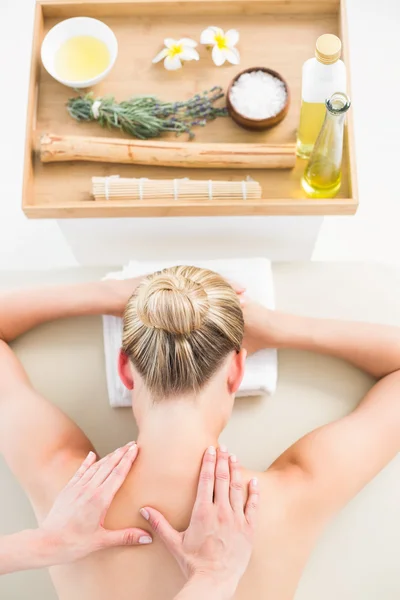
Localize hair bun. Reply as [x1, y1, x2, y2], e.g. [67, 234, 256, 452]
[122, 265, 244, 399]
[135, 268, 210, 335]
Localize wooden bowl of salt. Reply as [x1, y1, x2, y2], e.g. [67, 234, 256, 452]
[226, 67, 290, 131]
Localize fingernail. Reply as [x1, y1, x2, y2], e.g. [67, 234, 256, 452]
[219, 444, 228, 453]
[229, 454, 237, 463]
[139, 536, 152, 544]
[140, 508, 150, 520]
[128, 441, 136, 446]
[88, 451, 96, 459]
[128, 443, 137, 452]
[207, 445, 216, 455]
[251, 478, 258, 486]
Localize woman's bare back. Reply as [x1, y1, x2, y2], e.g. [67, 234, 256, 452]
[48, 459, 321, 600]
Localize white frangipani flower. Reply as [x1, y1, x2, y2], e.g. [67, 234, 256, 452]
[152, 38, 199, 71]
[200, 27, 240, 66]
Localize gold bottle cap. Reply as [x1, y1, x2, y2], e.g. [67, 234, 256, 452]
[315, 34, 342, 65]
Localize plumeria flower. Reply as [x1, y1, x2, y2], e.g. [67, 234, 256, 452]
[152, 38, 199, 71]
[200, 27, 240, 66]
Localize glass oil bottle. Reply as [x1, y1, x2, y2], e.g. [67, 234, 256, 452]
[301, 92, 351, 199]
[297, 34, 346, 159]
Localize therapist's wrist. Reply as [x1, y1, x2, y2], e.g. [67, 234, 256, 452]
[31, 528, 66, 568]
[35, 526, 97, 567]
[184, 573, 239, 600]
[0, 528, 64, 574]
[34, 526, 85, 569]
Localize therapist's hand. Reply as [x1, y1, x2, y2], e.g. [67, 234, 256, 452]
[40, 442, 152, 564]
[141, 447, 259, 598]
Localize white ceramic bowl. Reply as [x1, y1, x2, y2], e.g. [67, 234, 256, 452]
[41, 17, 118, 88]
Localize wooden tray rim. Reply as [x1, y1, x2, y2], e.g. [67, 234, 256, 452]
[22, 0, 358, 218]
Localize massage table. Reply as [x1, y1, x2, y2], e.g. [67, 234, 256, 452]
[1, 263, 399, 599]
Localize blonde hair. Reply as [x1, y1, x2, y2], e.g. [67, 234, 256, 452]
[122, 265, 244, 399]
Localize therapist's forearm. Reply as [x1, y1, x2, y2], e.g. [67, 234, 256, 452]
[174, 576, 236, 600]
[0, 529, 58, 575]
[0, 279, 137, 343]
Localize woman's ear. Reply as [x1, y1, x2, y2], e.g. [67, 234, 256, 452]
[118, 350, 134, 390]
[227, 349, 247, 395]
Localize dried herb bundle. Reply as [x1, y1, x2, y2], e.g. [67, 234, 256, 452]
[67, 87, 227, 140]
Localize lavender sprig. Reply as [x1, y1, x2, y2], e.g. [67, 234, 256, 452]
[67, 88, 227, 140]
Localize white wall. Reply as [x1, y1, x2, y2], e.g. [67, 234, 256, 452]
[314, 0, 400, 263]
[1, 0, 399, 270]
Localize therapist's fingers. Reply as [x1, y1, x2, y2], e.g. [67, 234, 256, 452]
[67, 451, 97, 487]
[244, 478, 260, 527]
[139, 507, 180, 551]
[100, 526, 153, 548]
[78, 446, 125, 486]
[214, 446, 230, 506]
[88, 443, 138, 489]
[80, 443, 136, 487]
[192, 446, 217, 508]
[99, 444, 139, 506]
[228, 454, 244, 513]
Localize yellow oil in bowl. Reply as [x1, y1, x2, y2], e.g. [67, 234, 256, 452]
[55, 35, 110, 82]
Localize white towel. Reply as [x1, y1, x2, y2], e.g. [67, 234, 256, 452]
[103, 258, 277, 407]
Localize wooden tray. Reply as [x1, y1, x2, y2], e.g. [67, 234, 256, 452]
[23, 0, 358, 218]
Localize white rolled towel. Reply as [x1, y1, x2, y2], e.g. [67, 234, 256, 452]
[103, 258, 277, 407]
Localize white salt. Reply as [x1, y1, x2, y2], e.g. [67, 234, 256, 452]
[229, 70, 287, 120]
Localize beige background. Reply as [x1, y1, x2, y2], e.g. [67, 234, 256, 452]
[0, 262, 399, 599]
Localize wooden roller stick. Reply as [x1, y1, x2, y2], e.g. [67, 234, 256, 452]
[39, 133, 296, 169]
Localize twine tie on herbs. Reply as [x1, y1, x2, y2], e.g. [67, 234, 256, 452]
[91, 100, 102, 120]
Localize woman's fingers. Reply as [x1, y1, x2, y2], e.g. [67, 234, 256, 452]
[244, 478, 260, 526]
[227, 279, 246, 295]
[229, 454, 244, 513]
[193, 446, 217, 507]
[68, 450, 97, 487]
[214, 446, 230, 506]
[140, 507, 181, 552]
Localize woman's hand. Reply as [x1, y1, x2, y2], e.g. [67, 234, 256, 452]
[226, 280, 277, 355]
[40, 442, 152, 564]
[105, 276, 245, 319]
[141, 447, 259, 598]
[240, 296, 278, 355]
[103, 277, 144, 317]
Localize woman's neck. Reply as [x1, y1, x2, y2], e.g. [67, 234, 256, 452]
[134, 388, 225, 484]
[139, 401, 217, 464]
